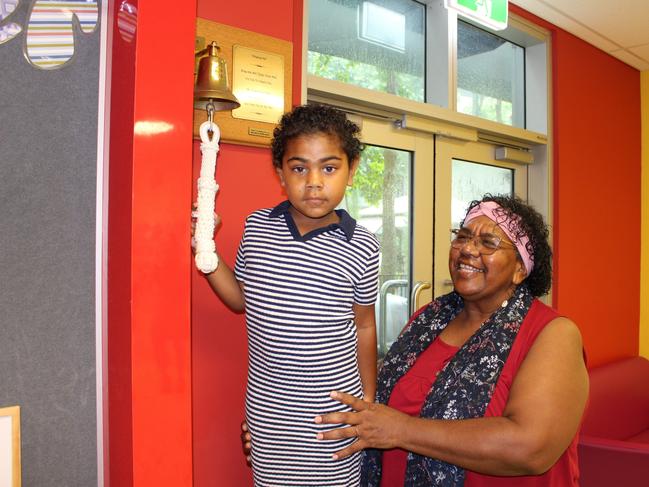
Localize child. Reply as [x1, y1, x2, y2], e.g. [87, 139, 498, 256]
[203, 104, 380, 485]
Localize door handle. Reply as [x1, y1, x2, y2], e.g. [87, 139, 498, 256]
[378, 279, 408, 356]
[410, 281, 432, 315]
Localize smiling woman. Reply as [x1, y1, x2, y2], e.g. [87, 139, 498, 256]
[448, 213, 527, 309]
[314, 194, 588, 487]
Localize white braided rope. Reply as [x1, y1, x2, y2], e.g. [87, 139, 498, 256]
[194, 121, 220, 273]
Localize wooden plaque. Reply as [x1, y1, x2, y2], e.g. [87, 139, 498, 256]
[194, 19, 293, 146]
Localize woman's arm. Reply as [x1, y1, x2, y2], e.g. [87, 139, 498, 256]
[317, 317, 588, 476]
[353, 303, 377, 401]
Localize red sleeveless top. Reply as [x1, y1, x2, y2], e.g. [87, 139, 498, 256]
[381, 300, 580, 486]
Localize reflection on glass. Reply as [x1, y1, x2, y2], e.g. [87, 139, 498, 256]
[452, 159, 513, 228]
[339, 145, 411, 356]
[457, 20, 525, 127]
[359, 2, 406, 52]
[308, 0, 425, 102]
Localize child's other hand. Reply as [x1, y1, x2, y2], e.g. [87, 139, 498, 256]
[241, 420, 252, 467]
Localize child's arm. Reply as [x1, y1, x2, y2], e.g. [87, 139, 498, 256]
[192, 209, 245, 313]
[204, 258, 245, 313]
[353, 303, 377, 402]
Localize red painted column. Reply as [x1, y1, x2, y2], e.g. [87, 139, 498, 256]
[106, 0, 197, 485]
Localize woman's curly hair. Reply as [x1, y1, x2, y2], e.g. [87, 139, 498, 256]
[271, 104, 364, 168]
[462, 194, 552, 297]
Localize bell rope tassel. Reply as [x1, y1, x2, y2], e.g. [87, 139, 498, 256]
[194, 121, 221, 273]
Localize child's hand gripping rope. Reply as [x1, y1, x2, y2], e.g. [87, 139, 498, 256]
[194, 121, 221, 273]
[191, 205, 220, 254]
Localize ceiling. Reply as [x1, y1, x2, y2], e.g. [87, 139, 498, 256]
[512, 0, 649, 71]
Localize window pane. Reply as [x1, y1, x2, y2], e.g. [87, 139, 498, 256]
[308, 0, 425, 102]
[457, 20, 525, 127]
[339, 145, 411, 356]
[451, 159, 513, 228]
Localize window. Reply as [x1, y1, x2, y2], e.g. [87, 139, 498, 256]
[456, 20, 525, 127]
[307, 0, 548, 132]
[308, 0, 426, 101]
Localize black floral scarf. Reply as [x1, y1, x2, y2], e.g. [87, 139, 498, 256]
[361, 284, 534, 486]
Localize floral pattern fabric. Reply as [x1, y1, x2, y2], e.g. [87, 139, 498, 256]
[361, 285, 534, 486]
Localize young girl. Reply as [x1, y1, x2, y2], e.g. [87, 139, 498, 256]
[202, 104, 380, 485]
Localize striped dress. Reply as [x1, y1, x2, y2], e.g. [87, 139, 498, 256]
[235, 201, 380, 486]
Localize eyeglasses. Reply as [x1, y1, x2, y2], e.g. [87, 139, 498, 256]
[450, 228, 516, 255]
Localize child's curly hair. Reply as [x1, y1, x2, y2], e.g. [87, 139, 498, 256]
[271, 104, 364, 168]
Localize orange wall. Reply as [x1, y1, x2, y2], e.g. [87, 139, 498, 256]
[551, 27, 640, 366]
[512, 6, 641, 367]
[191, 1, 300, 486]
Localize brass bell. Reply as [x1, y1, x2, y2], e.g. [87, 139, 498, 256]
[194, 41, 240, 112]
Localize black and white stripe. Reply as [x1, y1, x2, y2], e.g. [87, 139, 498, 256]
[235, 204, 380, 486]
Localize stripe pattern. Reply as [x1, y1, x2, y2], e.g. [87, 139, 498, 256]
[235, 206, 380, 486]
[26, 0, 98, 69]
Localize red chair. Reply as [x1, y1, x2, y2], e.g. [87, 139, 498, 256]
[578, 356, 649, 486]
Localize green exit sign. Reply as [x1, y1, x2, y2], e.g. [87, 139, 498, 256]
[445, 0, 508, 31]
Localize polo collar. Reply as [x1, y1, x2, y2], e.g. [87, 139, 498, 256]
[269, 200, 356, 241]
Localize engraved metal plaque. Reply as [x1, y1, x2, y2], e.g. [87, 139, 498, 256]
[231, 45, 285, 124]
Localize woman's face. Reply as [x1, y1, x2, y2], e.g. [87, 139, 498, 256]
[449, 215, 527, 306]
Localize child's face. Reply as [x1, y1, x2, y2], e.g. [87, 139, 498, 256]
[276, 132, 357, 224]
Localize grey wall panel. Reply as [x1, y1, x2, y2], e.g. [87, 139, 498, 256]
[0, 1, 101, 485]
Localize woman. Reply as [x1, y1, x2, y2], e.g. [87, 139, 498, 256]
[314, 194, 588, 486]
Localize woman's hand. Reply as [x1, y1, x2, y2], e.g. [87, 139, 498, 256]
[315, 391, 411, 460]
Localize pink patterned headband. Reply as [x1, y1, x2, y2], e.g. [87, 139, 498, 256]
[464, 201, 534, 275]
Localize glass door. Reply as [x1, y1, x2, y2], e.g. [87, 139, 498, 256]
[339, 117, 434, 357]
[433, 136, 528, 297]
[341, 120, 530, 355]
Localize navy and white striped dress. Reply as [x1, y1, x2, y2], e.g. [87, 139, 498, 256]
[235, 201, 380, 486]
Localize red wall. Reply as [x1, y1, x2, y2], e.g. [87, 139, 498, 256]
[191, 1, 300, 486]
[512, 5, 641, 367]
